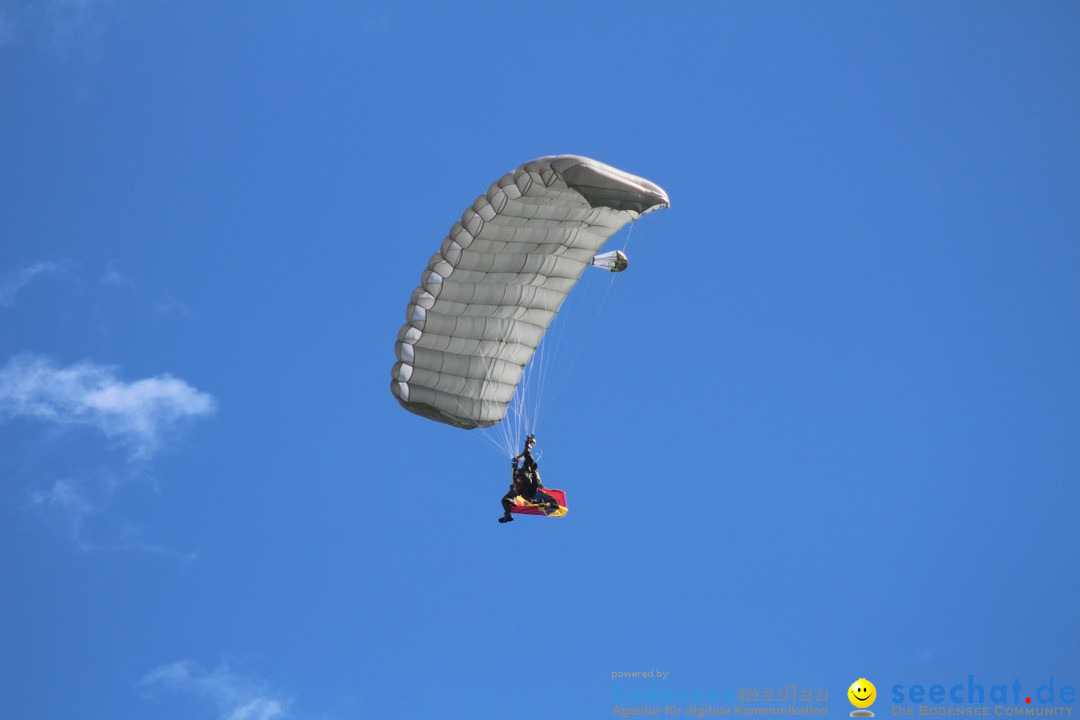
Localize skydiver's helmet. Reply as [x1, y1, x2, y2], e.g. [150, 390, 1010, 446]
[525, 434, 536, 447]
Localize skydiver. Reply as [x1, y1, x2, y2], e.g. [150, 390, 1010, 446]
[498, 435, 557, 523]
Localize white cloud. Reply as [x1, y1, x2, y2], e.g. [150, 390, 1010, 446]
[101, 262, 133, 287]
[31, 477, 95, 515]
[29, 478, 96, 550]
[0, 260, 68, 307]
[0, 354, 216, 460]
[29, 474, 198, 559]
[141, 661, 291, 720]
[43, 0, 107, 53]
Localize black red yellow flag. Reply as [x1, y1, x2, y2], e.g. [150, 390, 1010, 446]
[508, 488, 567, 517]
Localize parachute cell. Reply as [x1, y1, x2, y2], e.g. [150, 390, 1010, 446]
[391, 155, 669, 430]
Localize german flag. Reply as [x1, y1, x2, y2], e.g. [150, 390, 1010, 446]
[509, 489, 567, 518]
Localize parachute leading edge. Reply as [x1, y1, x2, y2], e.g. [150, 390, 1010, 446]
[391, 155, 669, 430]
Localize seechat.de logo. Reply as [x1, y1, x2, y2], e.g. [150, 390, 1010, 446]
[849, 678, 877, 717]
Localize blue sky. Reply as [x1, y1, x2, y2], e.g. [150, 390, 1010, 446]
[2, 2, 1079, 718]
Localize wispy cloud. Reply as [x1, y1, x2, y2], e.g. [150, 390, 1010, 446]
[141, 660, 291, 720]
[0, 0, 114, 54]
[29, 477, 96, 549]
[43, 0, 108, 53]
[29, 474, 197, 559]
[0, 354, 216, 460]
[101, 261, 133, 287]
[0, 260, 69, 307]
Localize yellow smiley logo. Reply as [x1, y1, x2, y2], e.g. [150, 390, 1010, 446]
[848, 678, 876, 709]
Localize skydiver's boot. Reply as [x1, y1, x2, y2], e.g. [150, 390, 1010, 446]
[499, 495, 515, 523]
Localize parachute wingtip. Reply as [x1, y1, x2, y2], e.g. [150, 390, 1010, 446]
[590, 249, 629, 273]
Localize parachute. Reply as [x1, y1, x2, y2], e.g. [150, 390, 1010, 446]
[390, 155, 669, 431]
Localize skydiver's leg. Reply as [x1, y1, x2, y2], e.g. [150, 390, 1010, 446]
[498, 491, 516, 523]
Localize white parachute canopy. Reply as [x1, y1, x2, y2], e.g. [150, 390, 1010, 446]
[391, 155, 669, 432]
